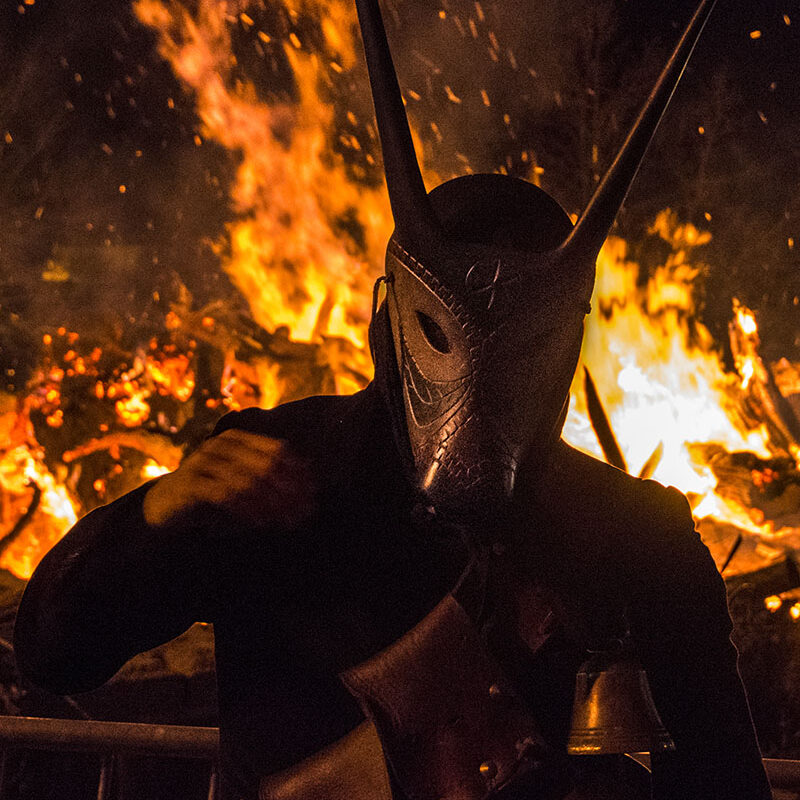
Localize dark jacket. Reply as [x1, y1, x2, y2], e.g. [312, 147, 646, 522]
[14, 383, 771, 799]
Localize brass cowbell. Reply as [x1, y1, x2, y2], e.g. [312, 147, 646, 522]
[567, 637, 675, 755]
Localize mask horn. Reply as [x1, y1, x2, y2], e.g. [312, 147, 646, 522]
[355, 0, 435, 239]
[557, 0, 717, 263]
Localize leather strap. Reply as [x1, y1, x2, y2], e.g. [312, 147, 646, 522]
[258, 565, 571, 800]
[340, 592, 570, 800]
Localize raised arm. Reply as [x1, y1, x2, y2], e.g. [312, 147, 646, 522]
[14, 426, 312, 695]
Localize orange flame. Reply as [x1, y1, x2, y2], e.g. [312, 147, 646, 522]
[0, 407, 79, 579]
[134, 0, 393, 363]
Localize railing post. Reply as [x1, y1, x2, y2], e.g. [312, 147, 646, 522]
[96, 753, 117, 800]
[0, 748, 7, 799]
[207, 762, 220, 800]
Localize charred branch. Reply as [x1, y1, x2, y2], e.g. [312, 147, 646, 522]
[637, 441, 663, 480]
[583, 366, 627, 472]
[0, 483, 41, 557]
[719, 532, 744, 575]
[62, 433, 183, 473]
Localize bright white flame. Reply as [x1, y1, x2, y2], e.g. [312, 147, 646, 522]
[565, 215, 776, 536]
[141, 459, 171, 479]
[737, 307, 758, 336]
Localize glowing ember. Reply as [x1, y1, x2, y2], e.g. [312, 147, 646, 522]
[765, 595, 782, 612]
[115, 392, 152, 428]
[146, 354, 196, 403]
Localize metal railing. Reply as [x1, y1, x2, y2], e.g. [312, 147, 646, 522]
[632, 752, 800, 797]
[0, 715, 798, 799]
[764, 758, 800, 797]
[0, 716, 220, 800]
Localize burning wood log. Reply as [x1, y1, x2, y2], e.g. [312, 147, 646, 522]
[62, 432, 184, 473]
[689, 444, 800, 532]
[725, 555, 800, 600]
[729, 302, 800, 454]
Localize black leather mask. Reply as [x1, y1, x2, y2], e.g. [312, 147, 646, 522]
[357, 0, 717, 518]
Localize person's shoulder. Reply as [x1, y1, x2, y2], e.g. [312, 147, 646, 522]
[541, 441, 720, 596]
[542, 440, 691, 533]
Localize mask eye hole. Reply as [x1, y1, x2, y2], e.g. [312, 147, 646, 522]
[416, 311, 451, 354]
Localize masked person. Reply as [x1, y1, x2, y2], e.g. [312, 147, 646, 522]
[14, 0, 772, 798]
